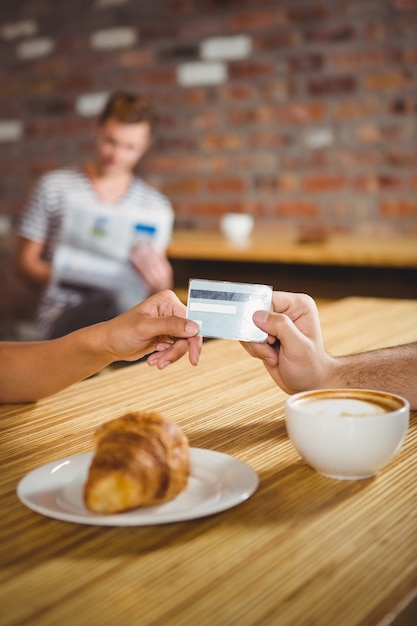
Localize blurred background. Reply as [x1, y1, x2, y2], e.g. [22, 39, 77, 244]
[1, 0, 416, 338]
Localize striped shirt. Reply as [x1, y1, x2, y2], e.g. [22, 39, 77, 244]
[17, 168, 174, 338]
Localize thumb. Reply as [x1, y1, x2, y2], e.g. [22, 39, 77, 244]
[252, 309, 271, 330]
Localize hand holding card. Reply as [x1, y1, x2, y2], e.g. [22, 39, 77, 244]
[186, 279, 272, 342]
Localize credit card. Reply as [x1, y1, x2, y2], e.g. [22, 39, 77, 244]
[186, 278, 272, 342]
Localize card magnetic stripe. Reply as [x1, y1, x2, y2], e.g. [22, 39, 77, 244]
[189, 289, 259, 302]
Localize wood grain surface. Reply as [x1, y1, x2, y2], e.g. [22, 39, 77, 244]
[1, 297, 416, 626]
[167, 229, 417, 268]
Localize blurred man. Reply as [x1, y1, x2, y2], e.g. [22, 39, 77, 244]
[16, 91, 173, 339]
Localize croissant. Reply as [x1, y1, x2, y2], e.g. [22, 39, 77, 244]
[84, 411, 190, 514]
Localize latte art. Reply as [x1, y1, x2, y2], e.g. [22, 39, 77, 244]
[299, 397, 390, 417]
[285, 388, 409, 480]
[293, 389, 403, 417]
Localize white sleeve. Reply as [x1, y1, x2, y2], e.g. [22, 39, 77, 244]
[16, 176, 52, 243]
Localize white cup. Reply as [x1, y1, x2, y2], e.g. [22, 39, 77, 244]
[285, 389, 410, 480]
[220, 213, 254, 244]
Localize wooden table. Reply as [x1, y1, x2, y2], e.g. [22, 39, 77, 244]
[168, 229, 417, 268]
[167, 230, 417, 301]
[1, 297, 417, 626]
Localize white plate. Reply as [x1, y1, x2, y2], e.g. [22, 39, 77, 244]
[17, 448, 258, 526]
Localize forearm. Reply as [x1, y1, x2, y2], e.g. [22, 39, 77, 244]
[17, 256, 52, 287]
[324, 342, 417, 409]
[0, 328, 112, 403]
[16, 237, 53, 287]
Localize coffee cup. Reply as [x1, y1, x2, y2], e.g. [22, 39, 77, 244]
[285, 389, 410, 479]
[220, 213, 254, 244]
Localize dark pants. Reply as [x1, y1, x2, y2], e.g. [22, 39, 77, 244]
[48, 290, 118, 340]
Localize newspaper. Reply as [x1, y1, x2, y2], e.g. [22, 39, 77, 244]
[51, 198, 173, 311]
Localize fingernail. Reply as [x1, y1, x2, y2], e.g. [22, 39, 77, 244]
[185, 321, 199, 334]
[159, 360, 171, 369]
[253, 310, 269, 324]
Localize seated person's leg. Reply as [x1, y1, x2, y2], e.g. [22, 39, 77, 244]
[48, 291, 118, 339]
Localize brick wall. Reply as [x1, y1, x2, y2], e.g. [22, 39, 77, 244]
[0, 0, 417, 332]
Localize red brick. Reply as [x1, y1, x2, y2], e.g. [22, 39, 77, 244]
[277, 102, 326, 123]
[118, 50, 153, 67]
[281, 151, 328, 169]
[145, 154, 229, 174]
[182, 201, 244, 217]
[182, 89, 209, 105]
[227, 106, 275, 125]
[380, 199, 417, 217]
[403, 48, 417, 63]
[157, 89, 208, 107]
[256, 174, 299, 192]
[328, 49, 384, 71]
[191, 110, 223, 129]
[28, 160, 64, 176]
[22, 79, 56, 96]
[25, 118, 93, 136]
[56, 35, 90, 55]
[392, 0, 417, 12]
[229, 61, 275, 80]
[356, 122, 414, 144]
[157, 44, 198, 63]
[145, 155, 208, 174]
[361, 21, 387, 42]
[178, 17, 225, 39]
[28, 56, 71, 76]
[230, 10, 277, 31]
[228, 153, 279, 172]
[387, 150, 417, 167]
[364, 70, 413, 91]
[206, 177, 247, 194]
[254, 31, 302, 52]
[138, 68, 176, 86]
[332, 99, 380, 119]
[140, 24, 179, 41]
[412, 174, 417, 190]
[389, 47, 407, 64]
[304, 25, 355, 43]
[258, 78, 296, 100]
[286, 5, 328, 23]
[201, 134, 244, 151]
[356, 123, 383, 143]
[286, 53, 324, 72]
[273, 200, 321, 218]
[390, 97, 417, 114]
[302, 175, 347, 193]
[156, 137, 198, 151]
[216, 84, 257, 102]
[354, 175, 405, 192]
[238, 200, 270, 217]
[161, 178, 201, 195]
[249, 132, 291, 149]
[308, 75, 357, 96]
[56, 75, 94, 92]
[320, 147, 383, 171]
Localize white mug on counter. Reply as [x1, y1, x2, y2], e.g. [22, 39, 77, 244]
[220, 213, 254, 244]
[285, 388, 410, 480]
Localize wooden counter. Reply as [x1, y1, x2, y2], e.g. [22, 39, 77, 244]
[168, 229, 417, 268]
[168, 230, 417, 301]
[1, 297, 417, 626]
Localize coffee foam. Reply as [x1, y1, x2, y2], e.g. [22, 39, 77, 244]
[300, 397, 388, 417]
[293, 389, 404, 417]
